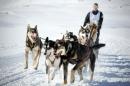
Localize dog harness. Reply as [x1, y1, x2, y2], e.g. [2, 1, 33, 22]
[46, 48, 56, 66]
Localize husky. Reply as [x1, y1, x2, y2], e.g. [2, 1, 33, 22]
[43, 37, 64, 83]
[84, 23, 99, 57]
[78, 23, 99, 72]
[78, 23, 97, 45]
[78, 26, 90, 45]
[54, 29, 105, 84]
[62, 31, 78, 42]
[24, 24, 43, 70]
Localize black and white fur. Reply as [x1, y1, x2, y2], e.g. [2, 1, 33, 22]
[54, 39, 105, 84]
[43, 37, 63, 83]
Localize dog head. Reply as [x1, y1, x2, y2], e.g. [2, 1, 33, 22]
[62, 31, 77, 42]
[27, 24, 38, 43]
[43, 37, 56, 55]
[79, 26, 90, 36]
[53, 39, 66, 56]
[79, 23, 98, 45]
[78, 26, 90, 45]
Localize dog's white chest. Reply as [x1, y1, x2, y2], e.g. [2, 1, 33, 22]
[46, 48, 61, 67]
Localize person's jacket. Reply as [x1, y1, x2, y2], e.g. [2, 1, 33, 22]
[83, 10, 103, 30]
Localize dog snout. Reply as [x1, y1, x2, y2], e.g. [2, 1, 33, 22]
[54, 53, 56, 55]
[44, 52, 46, 55]
[53, 51, 57, 55]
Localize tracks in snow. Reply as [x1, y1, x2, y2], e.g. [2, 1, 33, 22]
[0, 54, 130, 86]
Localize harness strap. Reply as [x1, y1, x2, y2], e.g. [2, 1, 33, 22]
[46, 52, 56, 66]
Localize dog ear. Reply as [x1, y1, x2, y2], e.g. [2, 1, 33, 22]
[62, 35, 64, 40]
[27, 24, 30, 32]
[66, 30, 68, 34]
[35, 25, 37, 29]
[45, 37, 49, 42]
[81, 26, 84, 29]
[35, 25, 39, 36]
[27, 24, 30, 28]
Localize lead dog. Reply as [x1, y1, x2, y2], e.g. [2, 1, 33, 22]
[43, 37, 64, 83]
[24, 24, 43, 70]
[54, 38, 105, 84]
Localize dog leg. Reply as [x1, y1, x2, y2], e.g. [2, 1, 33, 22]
[48, 67, 50, 83]
[46, 64, 48, 74]
[32, 51, 38, 70]
[83, 59, 89, 73]
[50, 67, 57, 80]
[24, 47, 29, 69]
[70, 69, 75, 83]
[32, 49, 36, 67]
[34, 51, 41, 70]
[63, 61, 68, 84]
[77, 67, 83, 81]
[32, 48, 41, 70]
[70, 61, 85, 83]
[89, 54, 96, 81]
[90, 72, 94, 81]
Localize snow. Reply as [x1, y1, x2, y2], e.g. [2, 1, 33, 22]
[0, 0, 130, 86]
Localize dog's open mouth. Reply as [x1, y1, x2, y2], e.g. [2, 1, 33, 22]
[31, 36, 36, 40]
[31, 33, 37, 41]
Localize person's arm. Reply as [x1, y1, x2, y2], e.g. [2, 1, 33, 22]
[83, 12, 90, 27]
[98, 12, 103, 29]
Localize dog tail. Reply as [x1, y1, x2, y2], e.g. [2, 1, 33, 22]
[91, 43, 106, 49]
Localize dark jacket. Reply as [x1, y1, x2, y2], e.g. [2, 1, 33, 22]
[83, 10, 103, 30]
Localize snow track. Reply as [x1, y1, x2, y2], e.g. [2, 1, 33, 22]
[0, 53, 130, 86]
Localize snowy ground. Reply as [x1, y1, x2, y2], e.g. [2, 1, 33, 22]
[0, 0, 130, 86]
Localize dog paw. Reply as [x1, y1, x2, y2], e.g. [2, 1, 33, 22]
[70, 79, 74, 83]
[64, 80, 67, 84]
[34, 67, 37, 70]
[24, 66, 28, 69]
[80, 77, 83, 81]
